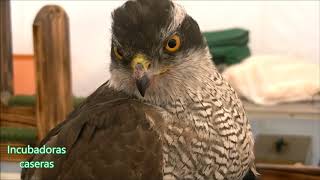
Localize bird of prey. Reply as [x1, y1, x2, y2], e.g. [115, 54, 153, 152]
[22, 0, 256, 179]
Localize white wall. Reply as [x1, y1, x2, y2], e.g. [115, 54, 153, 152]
[11, 0, 320, 96]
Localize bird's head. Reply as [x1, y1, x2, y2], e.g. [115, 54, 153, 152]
[109, 0, 214, 104]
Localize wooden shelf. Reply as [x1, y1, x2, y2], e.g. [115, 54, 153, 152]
[243, 100, 320, 120]
[0, 105, 36, 127]
[256, 163, 320, 180]
[0, 143, 32, 162]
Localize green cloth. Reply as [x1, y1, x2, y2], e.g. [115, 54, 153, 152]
[210, 45, 251, 65]
[7, 95, 36, 107]
[8, 95, 86, 107]
[0, 127, 37, 144]
[203, 28, 249, 47]
[203, 28, 251, 65]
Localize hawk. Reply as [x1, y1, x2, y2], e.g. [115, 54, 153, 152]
[22, 0, 256, 179]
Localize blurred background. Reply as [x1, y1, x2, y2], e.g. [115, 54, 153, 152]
[1, 0, 319, 179]
[9, 0, 319, 96]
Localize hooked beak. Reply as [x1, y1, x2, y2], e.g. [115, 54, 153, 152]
[132, 54, 151, 97]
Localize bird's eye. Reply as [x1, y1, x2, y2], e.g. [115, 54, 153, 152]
[164, 34, 181, 53]
[114, 46, 124, 60]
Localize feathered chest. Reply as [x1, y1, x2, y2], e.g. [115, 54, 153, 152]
[158, 80, 253, 180]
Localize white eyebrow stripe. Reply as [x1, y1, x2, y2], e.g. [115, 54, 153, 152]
[112, 34, 122, 47]
[167, 2, 186, 34]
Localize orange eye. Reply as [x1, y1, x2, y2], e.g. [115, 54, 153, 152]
[164, 34, 181, 53]
[114, 46, 124, 60]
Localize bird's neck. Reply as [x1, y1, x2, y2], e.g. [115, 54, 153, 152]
[139, 47, 222, 109]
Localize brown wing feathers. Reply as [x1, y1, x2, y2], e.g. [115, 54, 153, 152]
[21, 85, 165, 180]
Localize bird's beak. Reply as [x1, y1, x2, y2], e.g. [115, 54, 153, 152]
[131, 54, 151, 97]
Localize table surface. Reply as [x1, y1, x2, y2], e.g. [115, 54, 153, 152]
[242, 99, 320, 120]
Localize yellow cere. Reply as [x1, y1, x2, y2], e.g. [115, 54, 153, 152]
[131, 54, 150, 70]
